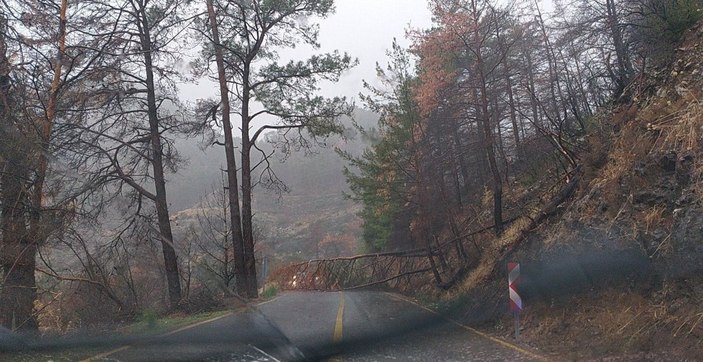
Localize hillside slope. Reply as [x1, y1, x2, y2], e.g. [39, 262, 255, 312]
[169, 109, 378, 265]
[450, 21, 703, 360]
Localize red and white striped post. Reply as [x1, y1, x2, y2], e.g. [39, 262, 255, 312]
[508, 262, 522, 339]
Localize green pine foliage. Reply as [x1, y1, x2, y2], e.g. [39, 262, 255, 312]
[341, 41, 420, 252]
[341, 125, 412, 252]
[635, 0, 703, 65]
[653, 0, 702, 40]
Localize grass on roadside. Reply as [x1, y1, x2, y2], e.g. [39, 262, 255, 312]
[120, 309, 233, 336]
[0, 347, 108, 362]
[0, 309, 235, 362]
[260, 283, 279, 300]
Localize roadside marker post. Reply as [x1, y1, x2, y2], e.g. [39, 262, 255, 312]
[508, 262, 522, 340]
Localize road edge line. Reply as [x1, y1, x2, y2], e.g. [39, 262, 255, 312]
[78, 345, 131, 362]
[384, 292, 548, 362]
[250, 344, 282, 362]
[256, 294, 283, 307]
[161, 311, 235, 336]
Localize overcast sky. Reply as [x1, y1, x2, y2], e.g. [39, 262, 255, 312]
[180, 0, 434, 105]
[180, 0, 555, 108]
[313, 0, 434, 101]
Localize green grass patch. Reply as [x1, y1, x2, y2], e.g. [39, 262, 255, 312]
[414, 293, 441, 308]
[260, 284, 279, 300]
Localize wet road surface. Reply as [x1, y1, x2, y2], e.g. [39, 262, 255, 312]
[83, 291, 542, 361]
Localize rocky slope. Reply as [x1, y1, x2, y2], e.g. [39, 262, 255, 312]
[449, 21, 703, 360]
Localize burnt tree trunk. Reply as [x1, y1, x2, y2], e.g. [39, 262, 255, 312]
[605, 0, 633, 96]
[0, 156, 37, 331]
[137, 5, 181, 308]
[205, 0, 246, 297]
[240, 64, 259, 299]
[474, 48, 504, 236]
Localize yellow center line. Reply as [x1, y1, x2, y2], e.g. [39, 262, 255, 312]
[334, 291, 345, 342]
[329, 291, 345, 362]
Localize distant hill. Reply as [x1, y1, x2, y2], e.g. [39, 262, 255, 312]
[168, 108, 379, 263]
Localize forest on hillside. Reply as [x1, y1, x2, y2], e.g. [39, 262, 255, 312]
[1, 0, 702, 338]
[343, 0, 702, 252]
[336, 1, 703, 356]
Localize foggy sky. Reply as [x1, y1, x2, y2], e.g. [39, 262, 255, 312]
[313, 0, 434, 101]
[180, 0, 434, 105]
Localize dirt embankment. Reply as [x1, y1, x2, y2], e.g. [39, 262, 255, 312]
[449, 22, 703, 360]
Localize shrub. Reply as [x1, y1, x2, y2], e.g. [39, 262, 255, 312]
[634, 0, 703, 65]
[138, 309, 159, 329]
[260, 284, 279, 299]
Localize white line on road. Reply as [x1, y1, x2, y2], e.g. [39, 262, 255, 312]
[250, 344, 282, 362]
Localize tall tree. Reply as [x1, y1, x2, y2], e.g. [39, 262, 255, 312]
[131, 0, 184, 308]
[421, 0, 509, 235]
[199, 0, 355, 298]
[343, 40, 421, 252]
[0, 11, 36, 330]
[204, 0, 246, 299]
[72, 0, 204, 308]
[0, 0, 70, 331]
[561, 0, 635, 96]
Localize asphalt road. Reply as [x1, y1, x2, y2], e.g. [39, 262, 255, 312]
[82, 291, 541, 361]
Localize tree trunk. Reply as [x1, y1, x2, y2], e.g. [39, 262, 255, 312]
[606, 0, 632, 96]
[484, 112, 504, 236]
[450, 153, 463, 208]
[205, 0, 247, 298]
[534, 1, 565, 130]
[525, 51, 542, 129]
[240, 64, 259, 299]
[0, 0, 68, 330]
[0, 159, 37, 331]
[492, 94, 510, 184]
[505, 73, 522, 160]
[451, 125, 471, 199]
[423, 237, 443, 285]
[495, 20, 521, 160]
[470, 1, 504, 236]
[138, 6, 181, 308]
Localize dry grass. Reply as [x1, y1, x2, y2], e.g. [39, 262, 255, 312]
[582, 90, 703, 236]
[515, 289, 703, 358]
[643, 206, 667, 233]
[456, 167, 579, 293]
[457, 216, 532, 294]
[458, 27, 703, 359]
[457, 255, 498, 294]
[651, 97, 701, 152]
[516, 87, 703, 358]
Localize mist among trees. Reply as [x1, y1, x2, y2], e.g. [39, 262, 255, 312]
[344, 0, 702, 253]
[1, 0, 701, 334]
